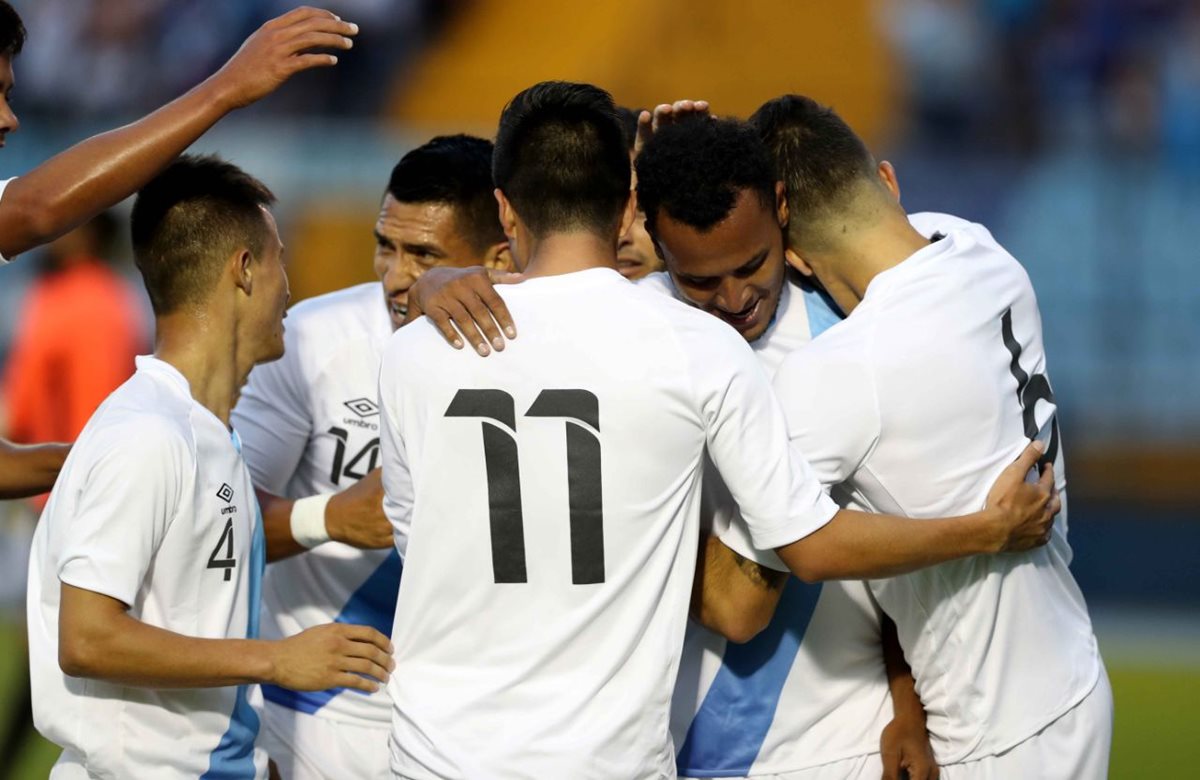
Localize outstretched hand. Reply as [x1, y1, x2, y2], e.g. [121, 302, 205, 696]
[210, 7, 359, 110]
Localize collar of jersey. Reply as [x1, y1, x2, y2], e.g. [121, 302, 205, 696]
[861, 226, 962, 305]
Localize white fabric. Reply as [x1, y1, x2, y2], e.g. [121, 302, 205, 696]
[259, 699, 391, 780]
[233, 281, 398, 728]
[939, 670, 1113, 780]
[773, 212, 1103, 764]
[28, 355, 268, 780]
[682, 752, 882, 780]
[0, 176, 12, 264]
[379, 267, 837, 780]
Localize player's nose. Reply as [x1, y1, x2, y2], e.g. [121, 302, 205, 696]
[714, 278, 752, 312]
[0, 102, 19, 135]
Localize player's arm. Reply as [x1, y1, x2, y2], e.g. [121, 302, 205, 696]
[0, 7, 357, 260]
[259, 468, 391, 562]
[879, 615, 939, 780]
[402, 266, 521, 355]
[58, 583, 392, 692]
[0, 438, 69, 498]
[690, 531, 787, 644]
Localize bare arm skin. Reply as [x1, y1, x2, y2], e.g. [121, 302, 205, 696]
[58, 584, 392, 692]
[259, 467, 390, 562]
[0, 438, 69, 499]
[880, 615, 939, 780]
[0, 7, 358, 259]
[691, 532, 787, 644]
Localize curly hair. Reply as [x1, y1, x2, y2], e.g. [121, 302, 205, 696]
[634, 117, 776, 234]
[0, 1, 24, 58]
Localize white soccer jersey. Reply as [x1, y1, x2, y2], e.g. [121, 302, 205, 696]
[773, 212, 1102, 764]
[27, 355, 268, 780]
[0, 176, 13, 264]
[232, 282, 399, 727]
[648, 273, 894, 778]
[379, 267, 837, 780]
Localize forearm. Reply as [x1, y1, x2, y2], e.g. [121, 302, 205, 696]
[259, 490, 306, 562]
[0, 439, 70, 499]
[60, 600, 276, 688]
[692, 533, 786, 644]
[779, 508, 1001, 582]
[0, 79, 231, 258]
[882, 614, 924, 719]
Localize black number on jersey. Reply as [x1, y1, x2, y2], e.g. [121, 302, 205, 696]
[446, 388, 605, 585]
[207, 518, 236, 582]
[1000, 309, 1060, 466]
[328, 427, 380, 485]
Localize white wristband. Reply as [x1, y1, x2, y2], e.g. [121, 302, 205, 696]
[290, 493, 333, 549]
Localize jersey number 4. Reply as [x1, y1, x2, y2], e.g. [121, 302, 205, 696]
[207, 518, 236, 582]
[1001, 309, 1060, 466]
[446, 389, 604, 586]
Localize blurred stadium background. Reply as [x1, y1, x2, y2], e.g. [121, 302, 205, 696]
[1, 0, 1197, 776]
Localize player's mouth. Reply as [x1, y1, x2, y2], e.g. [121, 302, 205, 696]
[388, 299, 408, 328]
[715, 299, 762, 332]
[617, 255, 644, 278]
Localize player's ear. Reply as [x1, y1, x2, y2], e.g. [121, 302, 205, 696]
[232, 247, 255, 295]
[878, 161, 901, 203]
[484, 240, 514, 273]
[774, 181, 789, 229]
[495, 189, 518, 243]
[784, 246, 815, 278]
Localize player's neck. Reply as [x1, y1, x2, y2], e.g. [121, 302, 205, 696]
[153, 310, 245, 428]
[810, 213, 931, 314]
[518, 231, 619, 279]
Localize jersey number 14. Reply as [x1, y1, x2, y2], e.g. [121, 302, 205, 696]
[446, 388, 604, 586]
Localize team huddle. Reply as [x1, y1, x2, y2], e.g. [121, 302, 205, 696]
[0, 5, 1112, 780]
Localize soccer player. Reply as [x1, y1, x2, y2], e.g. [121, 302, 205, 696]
[614, 106, 663, 280]
[377, 80, 1056, 778]
[402, 112, 937, 780]
[26, 155, 393, 780]
[755, 95, 1111, 779]
[0, 2, 358, 499]
[231, 135, 511, 780]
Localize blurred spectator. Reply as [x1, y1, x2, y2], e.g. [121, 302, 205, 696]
[2, 212, 144, 457]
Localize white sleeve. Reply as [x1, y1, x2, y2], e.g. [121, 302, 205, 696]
[0, 177, 14, 264]
[772, 345, 880, 487]
[378, 347, 414, 559]
[57, 421, 189, 606]
[694, 329, 838, 551]
[232, 343, 313, 496]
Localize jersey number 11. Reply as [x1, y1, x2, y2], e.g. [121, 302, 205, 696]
[446, 388, 604, 586]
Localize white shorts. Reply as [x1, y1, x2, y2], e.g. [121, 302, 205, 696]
[260, 700, 390, 780]
[940, 669, 1114, 780]
[681, 752, 882, 780]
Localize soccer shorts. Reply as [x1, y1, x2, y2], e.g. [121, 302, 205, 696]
[260, 699, 390, 780]
[680, 752, 882, 780]
[940, 667, 1114, 780]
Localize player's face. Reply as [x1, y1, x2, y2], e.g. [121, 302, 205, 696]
[249, 208, 290, 363]
[0, 55, 20, 146]
[617, 206, 661, 280]
[653, 187, 787, 343]
[373, 194, 489, 330]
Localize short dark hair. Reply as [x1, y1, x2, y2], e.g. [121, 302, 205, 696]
[131, 154, 276, 316]
[493, 81, 630, 237]
[749, 95, 876, 239]
[635, 117, 776, 234]
[0, 2, 25, 58]
[387, 134, 504, 255]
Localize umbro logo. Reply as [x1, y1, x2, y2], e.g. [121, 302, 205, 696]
[344, 398, 379, 418]
[215, 484, 234, 504]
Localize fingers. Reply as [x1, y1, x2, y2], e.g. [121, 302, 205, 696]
[340, 656, 391, 685]
[1037, 461, 1055, 493]
[337, 624, 394, 653]
[634, 110, 653, 156]
[335, 671, 381, 693]
[422, 305, 466, 349]
[1010, 439, 1047, 477]
[286, 31, 356, 54]
[265, 6, 339, 29]
[908, 756, 938, 780]
[881, 754, 901, 780]
[440, 300, 492, 356]
[287, 53, 340, 71]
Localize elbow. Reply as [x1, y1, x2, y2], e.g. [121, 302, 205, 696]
[58, 632, 104, 679]
[698, 604, 771, 645]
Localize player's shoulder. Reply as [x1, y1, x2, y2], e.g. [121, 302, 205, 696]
[78, 372, 197, 467]
[285, 282, 386, 341]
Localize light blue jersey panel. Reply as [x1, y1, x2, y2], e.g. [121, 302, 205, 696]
[677, 282, 843, 776]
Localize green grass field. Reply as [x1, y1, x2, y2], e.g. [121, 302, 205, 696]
[0, 623, 1196, 778]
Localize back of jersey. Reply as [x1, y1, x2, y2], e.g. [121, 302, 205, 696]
[379, 268, 811, 780]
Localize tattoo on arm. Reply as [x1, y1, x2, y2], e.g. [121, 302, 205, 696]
[732, 551, 788, 590]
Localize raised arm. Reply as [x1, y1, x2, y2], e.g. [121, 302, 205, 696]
[403, 266, 521, 356]
[0, 7, 358, 259]
[0, 438, 69, 498]
[59, 584, 392, 692]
